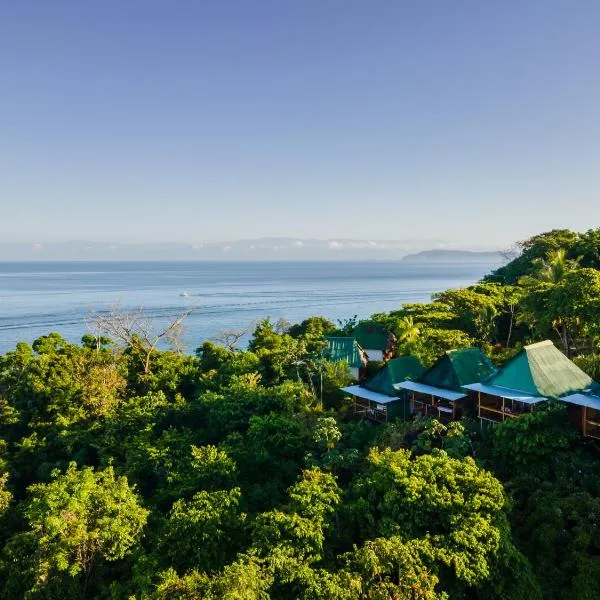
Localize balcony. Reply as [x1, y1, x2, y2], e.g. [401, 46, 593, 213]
[412, 393, 456, 423]
[353, 397, 388, 423]
[477, 392, 532, 423]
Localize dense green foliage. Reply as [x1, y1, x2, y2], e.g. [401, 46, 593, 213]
[0, 228, 599, 598]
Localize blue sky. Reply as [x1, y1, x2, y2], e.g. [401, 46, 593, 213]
[2, 1, 600, 248]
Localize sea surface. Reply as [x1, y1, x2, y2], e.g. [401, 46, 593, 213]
[0, 261, 500, 354]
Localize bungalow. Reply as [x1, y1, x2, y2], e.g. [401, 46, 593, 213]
[341, 356, 425, 423]
[352, 321, 397, 362]
[464, 340, 600, 436]
[323, 337, 369, 380]
[395, 347, 496, 422]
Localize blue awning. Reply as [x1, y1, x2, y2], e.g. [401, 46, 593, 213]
[394, 380, 466, 402]
[340, 385, 398, 405]
[464, 382, 546, 405]
[561, 393, 600, 411]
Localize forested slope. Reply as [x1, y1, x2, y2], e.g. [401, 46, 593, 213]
[0, 228, 599, 599]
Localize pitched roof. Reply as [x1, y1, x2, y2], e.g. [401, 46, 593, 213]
[364, 356, 425, 396]
[352, 321, 395, 351]
[479, 340, 598, 399]
[323, 337, 367, 369]
[419, 347, 497, 392]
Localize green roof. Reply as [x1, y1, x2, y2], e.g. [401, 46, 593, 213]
[323, 337, 366, 369]
[364, 356, 425, 396]
[483, 340, 598, 398]
[352, 321, 394, 351]
[420, 347, 497, 392]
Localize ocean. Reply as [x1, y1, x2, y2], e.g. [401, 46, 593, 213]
[0, 261, 500, 355]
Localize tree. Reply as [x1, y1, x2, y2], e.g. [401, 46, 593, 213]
[196, 341, 261, 390]
[486, 229, 580, 285]
[498, 285, 524, 347]
[248, 319, 310, 385]
[571, 227, 600, 270]
[3, 463, 148, 597]
[313, 417, 342, 453]
[288, 316, 337, 343]
[1, 333, 125, 428]
[518, 248, 578, 288]
[432, 288, 499, 341]
[547, 268, 600, 353]
[413, 419, 471, 459]
[157, 487, 246, 574]
[396, 316, 421, 354]
[519, 268, 600, 354]
[341, 537, 444, 599]
[350, 448, 506, 588]
[410, 328, 474, 366]
[492, 403, 577, 476]
[0, 473, 11, 516]
[212, 327, 251, 351]
[247, 469, 341, 597]
[152, 557, 272, 600]
[318, 359, 353, 410]
[88, 304, 191, 374]
[227, 413, 311, 506]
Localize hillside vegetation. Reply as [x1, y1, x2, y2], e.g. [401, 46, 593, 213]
[0, 228, 600, 599]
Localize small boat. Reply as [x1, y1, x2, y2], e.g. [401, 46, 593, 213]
[180, 291, 189, 297]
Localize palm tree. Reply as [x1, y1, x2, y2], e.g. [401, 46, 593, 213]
[518, 248, 580, 355]
[396, 316, 421, 354]
[518, 248, 576, 287]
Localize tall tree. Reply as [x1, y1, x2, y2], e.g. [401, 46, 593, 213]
[2, 463, 148, 597]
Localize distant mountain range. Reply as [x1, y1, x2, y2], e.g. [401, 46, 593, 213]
[400, 249, 505, 263]
[0, 238, 507, 263]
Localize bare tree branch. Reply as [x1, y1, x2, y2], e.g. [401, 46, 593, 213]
[500, 244, 519, 264]
[211, 328, 250, 351]
[86, 304, 192, 374]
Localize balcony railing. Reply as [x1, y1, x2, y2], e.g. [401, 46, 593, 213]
[477, 393, 532, 423]
[353, 397, 388, 423]
[412, 395, 455, 422]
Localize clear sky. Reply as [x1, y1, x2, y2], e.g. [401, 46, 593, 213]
[2, 1, 600, 248]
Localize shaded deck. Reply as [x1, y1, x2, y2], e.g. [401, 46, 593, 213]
[477, 392, 535, 423]
[411, 392, 457, 423]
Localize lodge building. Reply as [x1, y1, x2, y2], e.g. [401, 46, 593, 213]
[342, 356, 424, 423]
[341, 339, 600, 441]
[395, 347, 496, 423]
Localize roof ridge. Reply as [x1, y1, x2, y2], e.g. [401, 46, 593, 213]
[524, 340, 554, 349]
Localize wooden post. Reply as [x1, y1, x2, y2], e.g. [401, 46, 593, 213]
[582, 406, 587, 437]
[501, 396, 505, 423]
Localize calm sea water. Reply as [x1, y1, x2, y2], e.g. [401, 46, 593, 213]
[0, 261, 499, 354]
